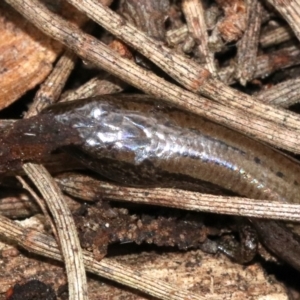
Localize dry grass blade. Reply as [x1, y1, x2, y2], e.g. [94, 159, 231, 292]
[22, 163, 88, 300]
[182, 0, 217, 76]
[60, 76, 125, 102]
[16, 175, 58, 238]
[257, 77, 300, 108]
[236, 0, 262, 85]
[25, 50, 77, 117]
[220, 45, 300, 85]
[268, 0, 300, 42]
[260, 25, 294, 48]
[57, 176, 300, 222]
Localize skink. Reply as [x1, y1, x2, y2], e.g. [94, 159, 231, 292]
[2, 94, 300, 270]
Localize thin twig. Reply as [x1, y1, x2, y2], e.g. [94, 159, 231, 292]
[25, 50, 77, 118]
[57, 175, 300, 222]
[166, 25, 188, 46]
[16, 175, 58, 238]
[256, 77, 300, 108]
[5, 0, 300, 154]
[60, 76, 125, 102]
[236, 0, 262, 85]
[260, 25, 295, 48]
[0, 190, 39, 218]
[182, 0, 217, 76]
[0, 190, 81, 219]
[219, 45, 300, 85]
[268, 0, 300, 42]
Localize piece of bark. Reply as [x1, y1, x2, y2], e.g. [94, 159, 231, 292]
[0, 244, 289, 299]
[73, 200, 211, 260]
[111, 250, 288, 299]
[0, 1, 86, 110]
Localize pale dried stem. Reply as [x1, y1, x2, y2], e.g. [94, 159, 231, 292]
[182, 0, 217, 76]
[57, 177, 300, 222]
[0, 191, 40, 218]
[3, 1, 299, 298]
[22, 163, 88, 300]
[219, 45, 300, 84]
[236, 0, 262, 85]
[257, 77, 300, 108]
[66, 0, 210, 91]
[60, 76, 125, 102]
[166, 25, 188, 46]
[5, 0, 300, 153]
[16, 175, 58, 238]
[253, 45, 300, 78]
[26, 50, 77, 117]
[0, 215, 208, 300]
[0, 2, 299, 297]
[0, 191, 80, 219]
[260, 25, 294, 48]
[166, 23, 294, 50]
[268, 0, 300, 42]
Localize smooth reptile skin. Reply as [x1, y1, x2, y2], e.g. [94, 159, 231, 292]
[44, 94, 300, 270]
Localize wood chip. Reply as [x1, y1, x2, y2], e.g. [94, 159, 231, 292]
[0, 2, 86, 110]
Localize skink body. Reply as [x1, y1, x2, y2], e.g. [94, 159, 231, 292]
[45, 95, 300, 203]
[4, 94, 300, 270]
